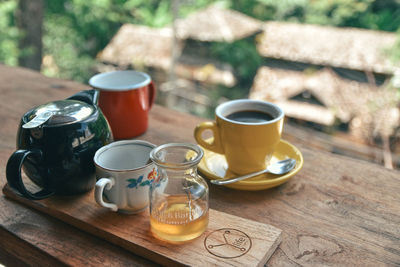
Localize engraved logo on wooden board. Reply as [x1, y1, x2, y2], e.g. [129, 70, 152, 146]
[204, 228, 252, 258]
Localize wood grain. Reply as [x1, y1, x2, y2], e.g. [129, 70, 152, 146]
[3, 185, 281, 266]
[3, 184, 281, 267]
[1, 65, 400, 266]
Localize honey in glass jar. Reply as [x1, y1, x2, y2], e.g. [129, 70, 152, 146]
[149, 143, 209, 243]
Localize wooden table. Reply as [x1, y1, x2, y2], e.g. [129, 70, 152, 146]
[1, 65, 399, 266]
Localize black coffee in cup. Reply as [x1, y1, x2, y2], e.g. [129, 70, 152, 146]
[226, 110, 274, 123]
[194, 99, 284, 175]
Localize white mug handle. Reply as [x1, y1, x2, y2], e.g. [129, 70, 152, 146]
[94, 178, 118, 212]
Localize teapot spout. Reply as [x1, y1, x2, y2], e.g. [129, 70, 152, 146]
[67, 90, 99, 106]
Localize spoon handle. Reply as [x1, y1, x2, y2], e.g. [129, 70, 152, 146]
[210, 169, 269, 185]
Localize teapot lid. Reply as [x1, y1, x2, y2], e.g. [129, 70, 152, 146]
[22, 100, 95, 129]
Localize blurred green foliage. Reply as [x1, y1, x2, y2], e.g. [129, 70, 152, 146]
[0, 0, 399, 85]
[231, 0, 400, 31]
[42, 0, 187, 82]
[0, 0, 19, 66]
[211, 38, 262, 86]
[42, 0, 217, 82]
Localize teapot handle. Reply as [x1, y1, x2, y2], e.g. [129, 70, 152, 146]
[67, 89, 99, 105]
[6, 149, 54, 200]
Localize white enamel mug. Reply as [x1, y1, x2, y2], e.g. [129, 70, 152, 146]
[94, 140, 157, 214]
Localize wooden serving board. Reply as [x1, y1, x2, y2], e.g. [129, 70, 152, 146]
[3, 184, 281, 267]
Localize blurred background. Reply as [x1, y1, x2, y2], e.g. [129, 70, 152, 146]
[1, 0, 400, 169]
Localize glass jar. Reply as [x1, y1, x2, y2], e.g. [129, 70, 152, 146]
[149, 143, 209, 243]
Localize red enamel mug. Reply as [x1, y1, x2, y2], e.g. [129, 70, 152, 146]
[89, 70, 156, 139]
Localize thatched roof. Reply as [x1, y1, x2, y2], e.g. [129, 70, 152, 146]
[257, 22, 397, 74]
[175, 5, 262, 42]
[97, 5, 262, 86]
[273, 100, 335, 126]
[98, 24, 236, 86]
[250, 66, 400, 139]
[174, 62, 236, 87]
[98, 24, 176, 70]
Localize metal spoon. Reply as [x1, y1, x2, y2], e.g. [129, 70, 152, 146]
[210, 158, 297, 185]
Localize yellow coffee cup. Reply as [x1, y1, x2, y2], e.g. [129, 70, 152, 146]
[194, 99, 284, 175]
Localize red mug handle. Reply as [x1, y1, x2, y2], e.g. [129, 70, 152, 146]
[148, 81, 156, 109]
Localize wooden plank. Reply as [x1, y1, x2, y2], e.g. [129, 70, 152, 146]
[0, 186, 156, 267]
[2, 184, 281, 267]
[283, 123, 400, 166]
[0, 228, 66, 267]
[1, 65, 400, 266]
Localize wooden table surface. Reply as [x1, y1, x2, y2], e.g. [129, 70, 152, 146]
[1, 65, 399, 266]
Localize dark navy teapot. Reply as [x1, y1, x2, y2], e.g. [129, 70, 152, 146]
[6, 90, 113, 200]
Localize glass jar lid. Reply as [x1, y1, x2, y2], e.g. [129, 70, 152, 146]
[150, 143, 204, 170]
[22, 100, 95, 129]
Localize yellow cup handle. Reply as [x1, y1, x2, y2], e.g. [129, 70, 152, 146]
[194, 121, 224, 154]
